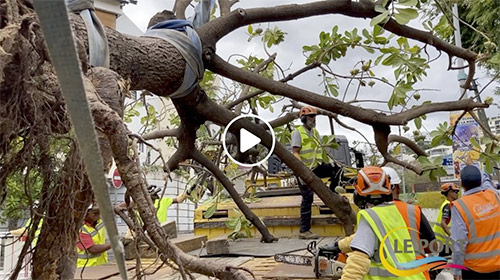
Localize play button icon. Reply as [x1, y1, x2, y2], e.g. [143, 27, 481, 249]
[222, 114, 276, 167]
[239, 128, 261, 153]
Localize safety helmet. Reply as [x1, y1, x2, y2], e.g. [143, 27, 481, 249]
[440, 183, 459, 194]
[87, 203, 99, 211]
[299, 106, 318, 117]
[381, 166, 401, 185]
[148, 185, 162, 196]
[355, 166, 391, 196]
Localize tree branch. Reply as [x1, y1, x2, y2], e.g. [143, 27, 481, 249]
[142, 129, 180, 140]
[199, 0, 477, 63]
[225, 62, 320, 109]
[186, 91, 356, 234]
[268, 112, 298, 128]
[374, 125, 423, 174]
[190, 149, 278, 243]
[218, 0, 239, 16]
[468, 110, 500, 141]
[173, 0, 191, 19]
[388, 134, 428, 157]
[208, 54, 488, 126]
[234, 53, 276, 114]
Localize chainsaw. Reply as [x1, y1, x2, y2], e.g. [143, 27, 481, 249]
[274, 241, 346, 279]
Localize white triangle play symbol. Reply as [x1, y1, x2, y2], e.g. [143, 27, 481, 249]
[240, 128, 261, 153]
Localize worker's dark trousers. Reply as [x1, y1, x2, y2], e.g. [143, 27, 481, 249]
[299, 163, 343, 232]
[461, 269, 500, 280]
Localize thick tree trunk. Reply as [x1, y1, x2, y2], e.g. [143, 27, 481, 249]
[32, 146, 92, 279]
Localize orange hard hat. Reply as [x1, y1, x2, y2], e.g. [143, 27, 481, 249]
[299, 106, 318, 117]
[355, 166, 391, 196]
[440, 183, 459, 193]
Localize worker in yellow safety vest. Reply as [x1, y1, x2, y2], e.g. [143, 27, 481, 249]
[321, 166, 430, 280]
[292, 106, 347, 240]
[149, 185, 189, 224]
[432, 183, 459, 257]
[116, 184, 191, 226]
[77, 204, 110, 268]
[450, 165, 500, 280]
[10, 200, 43, 247]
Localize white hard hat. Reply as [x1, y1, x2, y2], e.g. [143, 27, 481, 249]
[381, 167, 401, 185]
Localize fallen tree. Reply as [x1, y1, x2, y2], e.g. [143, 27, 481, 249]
[0, 0, 496, 279]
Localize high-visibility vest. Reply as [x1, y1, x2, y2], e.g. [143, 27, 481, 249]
[154, 197, 173, 224]
[433, 200, 451, 243]
[24, 218, 43, 246]
[77, 220, 108, 268]
[358, 203, 426, 280]
[296, 125, 323, 168]
[452, 189, 500, 273]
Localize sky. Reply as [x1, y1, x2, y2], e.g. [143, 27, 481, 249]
[122, 0, 500, 151]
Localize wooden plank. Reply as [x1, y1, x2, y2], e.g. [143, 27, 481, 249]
[262, 263, 316, 279]
[226, 256, 254, 267]
[172, 234, 208, 253]
[206, 235, 229, 255]
[195, 217, 340, 229]
[161, 220, 177, 239]
[125, 234, 207, 259]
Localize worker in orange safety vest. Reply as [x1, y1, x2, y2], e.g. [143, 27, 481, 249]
[451, 165, 500, 280]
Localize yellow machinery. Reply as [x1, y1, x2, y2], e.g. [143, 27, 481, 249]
[193, 174, 358, 239]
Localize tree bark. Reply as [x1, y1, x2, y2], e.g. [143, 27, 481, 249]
[87, 82, 250, 279]
[32, 146, 92, 279]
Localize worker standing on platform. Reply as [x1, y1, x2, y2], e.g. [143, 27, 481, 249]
[292, 106, 345, 240]
[451, 165, 500, 280]
[77, 204, 110, 268]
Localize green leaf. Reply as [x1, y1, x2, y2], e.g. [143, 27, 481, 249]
[225, 217, 238, 228]
[374, 36, 388, 44]
[374, 5, 388, 13]
[363, 46, 375, 54]
[399, 0, 418, 6]
[370, 11, 390, 26]
[417, 156, 432, 165]
[204, 204, 217, 219]
[470, 137, 481, 149]
[394, 13, 410, 25]
[488, 53, 500, 65]
[393, 144, 401, 155]
[373, 25, 384, 36]
[484, 158, 493, 174]
[396, 8, 419, 20]
[362, 28, 371, 39]
[247, 25, 253, 34]
[234, 218, 242, 233]
[414, 117, 422, 129]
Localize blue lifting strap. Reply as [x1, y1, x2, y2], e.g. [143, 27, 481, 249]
[144, 20, 204, 98]
[66, 0, 110, 68]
